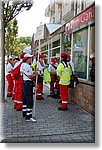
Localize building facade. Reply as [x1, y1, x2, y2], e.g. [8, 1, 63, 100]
[33, 0, 95, 114]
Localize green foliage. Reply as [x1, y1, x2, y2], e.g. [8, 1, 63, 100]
[5, 18, 31, 56]
[5, 18, 18, 56]
[19, 36, 32, 45]
[3, 0, 34, 27]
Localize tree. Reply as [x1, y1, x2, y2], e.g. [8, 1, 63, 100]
[3, 0, 34, 28]
[0, 0, 34, 102]
[5, 19, 32, 56]
[19, 36, 32, 45]
[5, 18, 18, 56]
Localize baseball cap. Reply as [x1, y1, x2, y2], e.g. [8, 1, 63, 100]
[23, 53, 33, 61]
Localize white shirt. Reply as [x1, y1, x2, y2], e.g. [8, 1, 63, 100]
[48, 64, 56, 73]
[37, 61, 44, 75]
[6, 63, 13, 76]
[20, 63, 33, 81]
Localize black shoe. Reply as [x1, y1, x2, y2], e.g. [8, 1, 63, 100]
[58, 107, 68, 111]
[41, 97, 44, 100]
[59, 100, 62, 104]
[47, 95, 52, 98]
[16, 109, 22, 111]
[7, 95, 12, 98]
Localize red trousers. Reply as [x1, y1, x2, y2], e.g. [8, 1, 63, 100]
[60, 85, 68, 109]
[50, 73, 55, 96]
[36, 82, 43, 100]
[12, 80, 15, 100]
[11, 74, 16, 100]
[6, 74, 14, 97]
[14, 77, 22, 110]
[50, 81, 54, 96]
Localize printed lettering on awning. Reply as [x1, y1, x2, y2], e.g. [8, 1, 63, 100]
[65, 5, 95, 35]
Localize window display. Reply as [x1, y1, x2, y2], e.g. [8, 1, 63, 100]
[72, 28, 88, 79]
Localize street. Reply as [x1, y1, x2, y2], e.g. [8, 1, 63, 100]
[0, 85, 95, 143]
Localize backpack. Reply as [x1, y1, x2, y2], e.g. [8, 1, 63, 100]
[52, 87, 60, 99]
[68, 63, 79, 88]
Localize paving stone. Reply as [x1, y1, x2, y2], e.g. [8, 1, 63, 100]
[0, 86, 95, 143]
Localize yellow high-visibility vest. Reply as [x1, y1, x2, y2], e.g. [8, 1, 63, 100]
[31, 63, 36, 72]
[57, 61, 71, 85]
[43, 68, 51, 83]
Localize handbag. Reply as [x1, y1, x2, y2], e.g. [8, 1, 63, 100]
[68, 63, 79, 88]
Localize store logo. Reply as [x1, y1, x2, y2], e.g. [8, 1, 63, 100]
[81, 8, 95, 23]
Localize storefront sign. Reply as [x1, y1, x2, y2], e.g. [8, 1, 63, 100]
[36, 25, 44, 40]
[65, 5, 95, 35]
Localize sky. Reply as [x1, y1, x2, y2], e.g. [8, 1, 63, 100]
[16, 0, 50, 37]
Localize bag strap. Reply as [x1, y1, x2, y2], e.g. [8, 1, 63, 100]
[69, 63, 73, 75]
[21, 71, 32, 80]
[61, 61, 68, 68]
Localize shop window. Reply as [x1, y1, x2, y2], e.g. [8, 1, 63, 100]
[50, 48, 60, 57]
[62, 33, 71, 54]
[50, 40, 60, 57]
[89, 25, 95, 82]
[72, 28, 88, 79]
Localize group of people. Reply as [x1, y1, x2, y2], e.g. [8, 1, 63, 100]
[6, 51, 74, 122]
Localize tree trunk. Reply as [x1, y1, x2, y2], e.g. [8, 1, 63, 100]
[0, 1, 5, 103]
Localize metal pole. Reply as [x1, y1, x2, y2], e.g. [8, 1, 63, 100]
[71, 33, 73, 61]
[33, 39, 40, 117]
[87, 25, 91, 80]
[51, 36, 52, 58]
[60, 33, 62, 62]
[0, 0, 5, 103]
[48, 39, 50, 64]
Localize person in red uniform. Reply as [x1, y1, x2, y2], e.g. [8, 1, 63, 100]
[36, 54, 45, 100]
[12, 52, 26, 110]
[11, 57, 20, 100]
[48, 57, 57, 97]
[20, 53, 37, 122]
[57, 52, 71, 111]
[6, 57, 14, 97]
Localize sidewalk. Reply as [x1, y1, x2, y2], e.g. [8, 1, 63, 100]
[0, 85, 95, 143]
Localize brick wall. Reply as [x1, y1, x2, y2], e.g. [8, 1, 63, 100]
[68, 82, 95, 115]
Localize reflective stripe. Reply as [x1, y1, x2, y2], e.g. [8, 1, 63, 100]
[57, 70, 61, 73]
[14, 100, 17, 103]
[23, 105, 27, 108]
[44, 78, 51, 80]
[37, 93, 42, 96]
[60, 80, 70, 84]
[16, 101, 22, 104]
[22, 109, 27, 112]
[7, 92, 12, 94]
[62, 101, 68, 104]
[14, 100, 22, 104]
[22, 105, 27, 112]
[27, 112, 32, 115]
[62, 72, 70, 74]
[26, 108, 32, 111]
